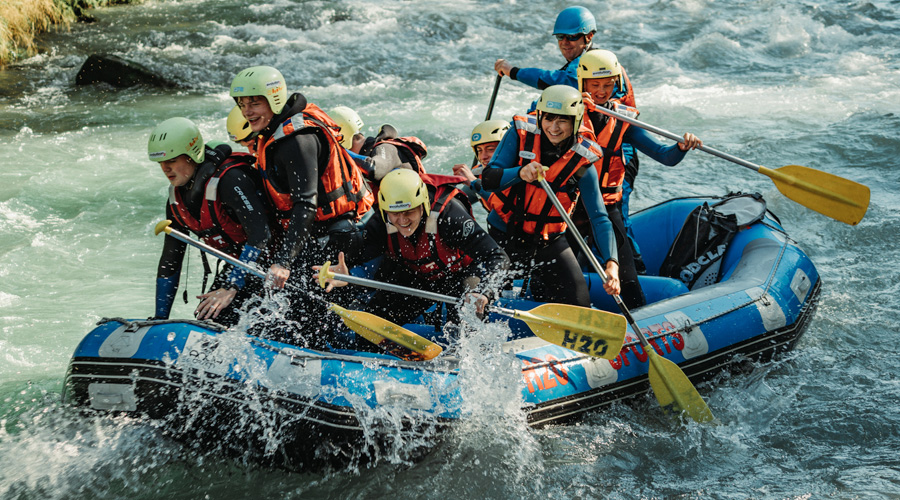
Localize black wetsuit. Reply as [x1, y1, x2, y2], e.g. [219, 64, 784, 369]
[346, 193, 509, 337]
[155, 145, 271, 326]
[254, 93, 369, 342]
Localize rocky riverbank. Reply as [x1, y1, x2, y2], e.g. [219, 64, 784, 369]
[0, 0, 129, 66]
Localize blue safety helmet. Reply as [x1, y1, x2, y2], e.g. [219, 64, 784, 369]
[553, 6, 596, 35]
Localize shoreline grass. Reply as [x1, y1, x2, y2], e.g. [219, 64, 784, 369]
[0, 0, 131, 67]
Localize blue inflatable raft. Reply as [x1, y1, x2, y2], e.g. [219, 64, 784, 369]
[63, 194, 821, 470]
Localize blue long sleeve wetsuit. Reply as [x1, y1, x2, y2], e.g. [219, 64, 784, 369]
[480, 127, 618, 265]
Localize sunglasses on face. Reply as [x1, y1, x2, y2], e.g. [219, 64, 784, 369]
[555, 33, 584, 42]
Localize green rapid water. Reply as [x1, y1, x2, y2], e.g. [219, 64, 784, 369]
[2, 0, 900, 498]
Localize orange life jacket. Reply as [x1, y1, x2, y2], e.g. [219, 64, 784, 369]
[385, 185, 474, 281]
[168, 154, 255, 254]
[489, 114, 604, 240]
[584, 101, 639, 204]
[254, 103, 374, 230]
[617, 66, 637, 107]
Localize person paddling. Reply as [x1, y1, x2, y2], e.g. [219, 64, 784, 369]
[575, 49, 703, 307]
[149, 117, 271, 326]
[228, 66, 374, 341]
[316, 169, 509, 339]
[481, 85, 620, 307]
[452, 119, 511, 212]
[493, 5, 635, 103]
[229, 65, 373, 286]
[492, 5, 642, 265]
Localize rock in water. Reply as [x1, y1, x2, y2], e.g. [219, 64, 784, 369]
[75, 54, 176, 88]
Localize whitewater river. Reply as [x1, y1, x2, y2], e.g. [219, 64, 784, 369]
[1, 0, 899, 498]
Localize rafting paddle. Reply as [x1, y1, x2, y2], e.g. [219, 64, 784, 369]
[153, 220, 442, 361]
[325, 304, 442, 361]
[317, 262, 627, 359]
[535, 171, 715, 423]
[589, 104, 870, 225]
[471, 74, 503, 167]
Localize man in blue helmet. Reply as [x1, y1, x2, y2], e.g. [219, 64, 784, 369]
[495, 6, 602, 91]
[496, 5, 647, 272]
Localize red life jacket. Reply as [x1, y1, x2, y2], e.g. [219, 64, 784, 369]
[385, 186, 474, 281]
[168, 153, 255, 254]
[584, 101, 639, 204]
[421, 172, 473, 215]
[254, 103, 374, 230]
[489, 114, 605, 239]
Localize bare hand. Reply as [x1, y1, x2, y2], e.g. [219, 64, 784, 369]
[603, 260, 621, 296]
[464, 292, 489, 317]
[267, 263, 290, 289]
[494, 59, 513, 77]
[678, 133, 703, 151]
[311, 251, 349, 292]
[581, 92, 596, 109]
[195, 287, 237, 320]
[452, 163, 477, 183]
[518, 161, 546, 183]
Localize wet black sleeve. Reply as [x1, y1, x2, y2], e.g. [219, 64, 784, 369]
[217, 168, 272, 249]
[156, 204, 188, 279]
[344, 210, 390, 266]
[271, 130, 322, 267]
[437, 199, 510, 297]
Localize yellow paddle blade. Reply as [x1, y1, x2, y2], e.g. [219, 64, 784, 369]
[328, 304, 442, 361]
[317, 260, 332, 288]
[646, 350, 715, 423]
[513, 304, 626, 360]
[762, 165, 870, 225]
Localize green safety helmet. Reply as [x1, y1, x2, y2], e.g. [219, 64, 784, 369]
[536, 85, 585, 131]
[229, 65, 288, 115]
[330, 106, 364, 149]
[577, 49, 624, 95]
[226, 105, 253, 142]
[147, 117, 205, 164]
[378, 168, 430, 220]
[470, 119, 510, 152]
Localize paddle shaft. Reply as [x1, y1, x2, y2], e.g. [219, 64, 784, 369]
[537, 176, 716, 421]
[158, 223, 305, 294]
[472, 75, 503, 167]
[329, 270, 525, 319]
[590, 104, 764, 173]
[535, 177, 651, 349]
[158, 222, 441, 358]
[333, 271, 457, 304]
[485, 74, 502, 120]
[161, 225, 267, 281]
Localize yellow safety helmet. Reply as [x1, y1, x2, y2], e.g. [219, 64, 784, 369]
[536, 85, 585, 131]
[226, 106, 252, 142]
[470, 119, 510, 152]
[330, 106, 364, 149]
[147, 117, 204, 164]
[378, 168, 430, 220]
[577, 49, 624, 94]
[229, 65, 288, 115]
